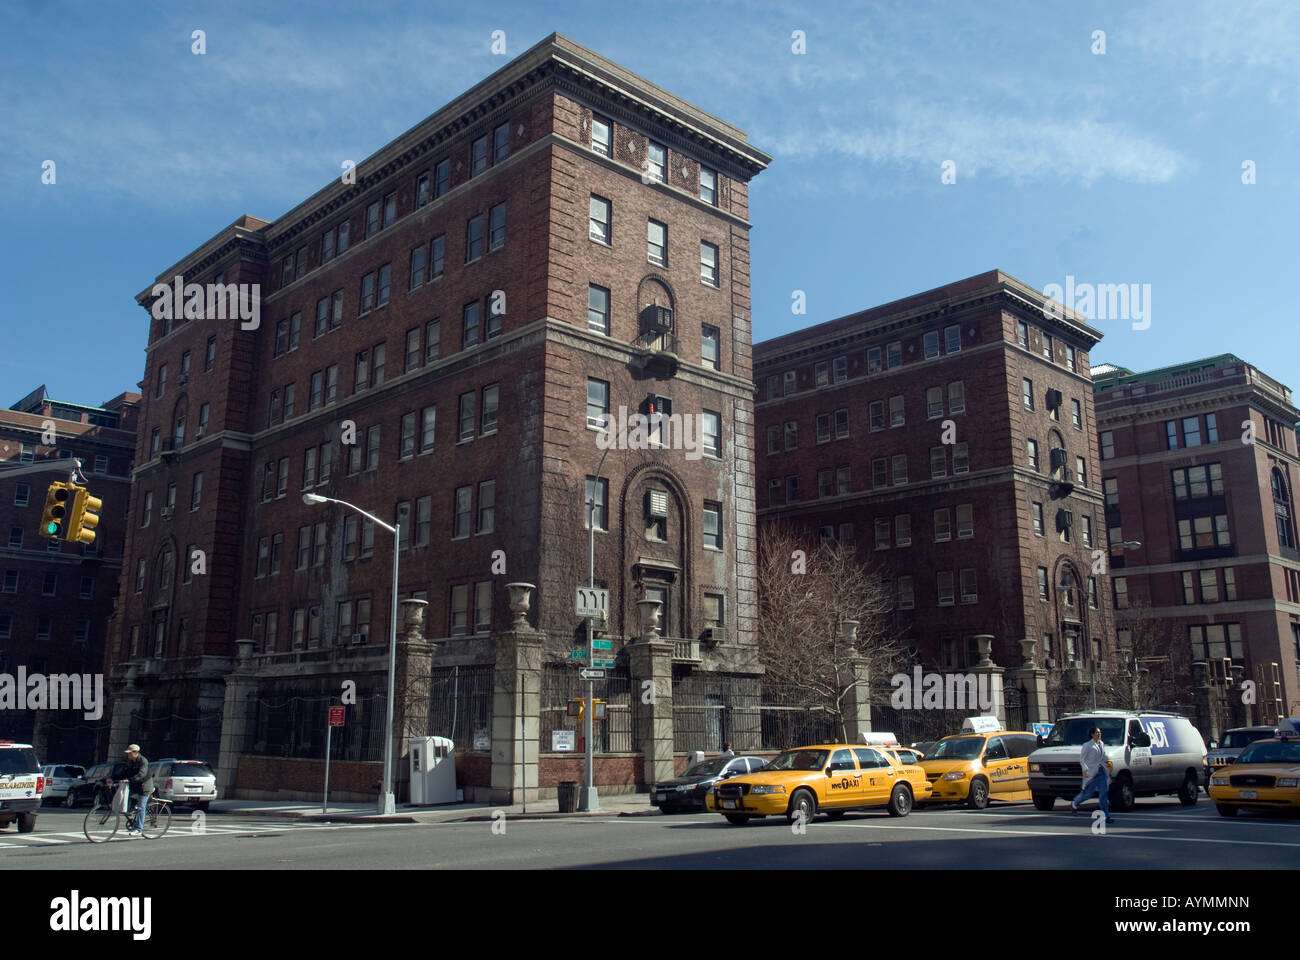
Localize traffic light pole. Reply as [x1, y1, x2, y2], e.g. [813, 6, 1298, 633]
[0, 457, 87, 483]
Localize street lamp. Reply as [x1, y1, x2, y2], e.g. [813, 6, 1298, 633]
[579, 445, 612, 812]
[304, 492, 400, 815]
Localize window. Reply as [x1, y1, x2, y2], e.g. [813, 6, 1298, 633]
[429, 236, 445, 281]
[1066, 344, 1077, 372]
[952, 443, 969, 474]
[370, 343, 386, 387]
[414, 496, 431, 548]
[930, 446, 946, 479]
[1224, 567, 1237, 601]
[867, 346, 882, 374]
[41, 572, 56, 596]
[1172, 464, 1224, 500]
[1166, 420, 1179, 450]
[361, 518, 375, 558]
[394, 501, 411, 552]
[647, 219, 667, 266]
[834, 408, 849, 440]
[454, 486, 472, 538]
[951, 502, 972, 538]
[889, 395, 904, 427]
[365, 200, 381, 239]
[887, 342, 902, 368]
[255, 537, 269, 578]
[1027, 439, 1039, 471]
[190, 472, 203, 510]
[325, 364, 339, 404]
[481, 384, 499, 434]
[343, 516, 358, 561]
[37, 617, 51, 642]
[1177, 514, 1231, 551]
[818, 468, 833, 498]
[892, 454, 908, 486]
[1042, 332, 1053, 360]
[592, 114, 612, 155]
[205, 336, 216, 371]
[816, 414, 831, 444]
[1023, 378, 1034, 409]
[589, 195, 611, 244]
[1114, 577, 1128, 609]
[870, 401, 885, 432]
[12, 483, 29, 507]
[420, 406, 436, 453]
[784, 370, 796, 394]
[937, 571, 955, 606]
[703, 501, 722, 549]
[924, 331, 939, 359]
[474, 581, 492, 633]
[895, 515, 911, 547]
[6, 570, 21, 592]
[585, 476, 609, 530]
[135, 558, 146, 592]
[702, 323, 720, 369]
[415, 171, 430, 209]
[1037, 567, 1049, 601]
[934, 508, 951, 541]
[836, 465, 851, 495]
[434, 158, 450, 197]
[1081, 515, 1092, 547]
[897, 576, 914, 610]
[926, 386, 943, 419]
[80, 576, 93, 599]
[478, 481, 495, 534]
[489, 202, 506, 251]
[1183, 416, 1202, 447]
[702, 410, 721, 457]
[766, 426, 781, 454]
[295, 526, 310, 570]
[1076, 455, 1087, 487]
[466, 215, 484, 262]
[700, 166, 717, 204]
[156, 363, 167, 398]
[1188, 623, 1244, 663]
[292, 609, 305, 648]
[1206, 414, 1219, 443]
[450, 585, 469, 636]
[270, 533, 282, 575]
[1032, 501, 1044, 535]
[786, 475, 799, 501]
[142, 491, 153, 527]
[359, 274, 376, 315]
[588, 285, 610, 334]
[1199, 568, 1220, 603]
[960, 568, 978, 603]
[365, 425, 380, 471]
[318, 442, 332, 485]
[409, 245, 426, 290]
[471, 134, 488, 176]
[872, 458, 887, 490]
[1071, 399, 1082, 429]
[1104, 477, 1119, 507]
[587, 379, 609, 430]
[700, 241, 718, 285]
[150, 428, 159, 456]
[493, 121, 510, 163]
[400, 413, 416, 460]
[949, 381, 965, 414]
[944, 325, 961, 353]
[875, 519, 891, 549]
[646, 140, 666, 182]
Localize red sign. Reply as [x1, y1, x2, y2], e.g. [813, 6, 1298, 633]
[328, 706, 345, 727]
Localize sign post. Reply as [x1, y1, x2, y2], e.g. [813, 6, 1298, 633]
[576, 586, 609, 812]
[324, 706, 345, 813]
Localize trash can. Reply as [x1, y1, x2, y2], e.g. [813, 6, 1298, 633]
[557, 781, 580, 812]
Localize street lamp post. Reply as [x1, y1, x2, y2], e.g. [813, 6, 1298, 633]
[579, 446, 611, 812]
[305, 492, 400, 815]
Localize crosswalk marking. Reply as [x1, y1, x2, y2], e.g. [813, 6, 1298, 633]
[0, 819, 382, 848]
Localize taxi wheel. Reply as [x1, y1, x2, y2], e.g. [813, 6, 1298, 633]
[966, 778, 990, 809]
[1215, 805, 1238, 818]
[786, 789, 816, 825]
[1177, 772, 1199, 806]
[724, 814, 751, 825]
[888, 784, 913, 817]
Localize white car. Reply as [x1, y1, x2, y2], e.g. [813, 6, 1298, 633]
[149, 759, 218, 810]
[0, 741, 46, 833]
[41, 764, 86, 803]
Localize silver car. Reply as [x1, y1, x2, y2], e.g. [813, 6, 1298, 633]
[41, 764, 86, 803]
[149, 759, 218, 810]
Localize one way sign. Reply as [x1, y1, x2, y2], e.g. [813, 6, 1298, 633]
[579, 668, 605, 680]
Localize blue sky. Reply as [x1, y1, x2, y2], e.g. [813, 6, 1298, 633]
[3, 0, 1298, 407]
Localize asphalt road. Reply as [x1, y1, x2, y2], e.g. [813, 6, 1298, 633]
[6, 796, 1300, 869]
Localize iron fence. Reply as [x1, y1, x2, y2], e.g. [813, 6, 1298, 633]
[427, 664, 494, 750]
[541, 664, 634, 753]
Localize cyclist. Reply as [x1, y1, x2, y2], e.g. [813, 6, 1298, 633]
[120, 744, 154, 835]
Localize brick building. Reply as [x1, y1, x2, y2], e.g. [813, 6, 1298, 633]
[0, 385, 139, 762]
[1094, 355, 1300, 732]
[111, 34, 770, 801]
[754, 271, 1116, 726]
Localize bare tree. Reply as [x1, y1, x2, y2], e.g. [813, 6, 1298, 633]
[756, 522, 901, 741]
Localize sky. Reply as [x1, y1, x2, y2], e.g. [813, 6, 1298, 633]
[2, 0, 1298, 407]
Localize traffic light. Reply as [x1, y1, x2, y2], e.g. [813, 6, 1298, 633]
[65, 487, 103, 545]
[39, 482, 73, 540]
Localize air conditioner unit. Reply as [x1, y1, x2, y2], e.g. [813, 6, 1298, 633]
[1045, 388, 1063, 409]
[1049, 448, 1068, 471]
[702, 626, 726, 643]
[160, 506, 174, 520]
[351, 633, 366, 645]
[643, 305, 674, 332]
[645, 489, 669, 518]
[1056, 509, 1074, 530]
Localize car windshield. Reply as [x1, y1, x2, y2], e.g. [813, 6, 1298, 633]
[59, 766, 84, 778]
[767, 749, 829, 772]
[170, 762, 214, 778]
[681, 758, 730, 778]
[0, 750, 40, 775]
[1044, 718, 1125, 746]
[1235, 741, 1300, 765]
[928, 737, 985, 760]
[1222, 730, 1274, 749]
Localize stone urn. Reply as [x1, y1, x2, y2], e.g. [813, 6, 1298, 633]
[505, 582, 535, 628]
[1019, 638, 1038, 668]
[400, 598, 429, 640]
[636, 598, 662, 640]
[839, 620, 859, 656]
[974, 634, 995, 668]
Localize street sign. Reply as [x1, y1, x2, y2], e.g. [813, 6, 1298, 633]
[575, 586, 609, 619]
[568, 649, 587, 659]
[592, 639, 613, 650]
[328, 706, 345, 727]
[592, 658, 616, 668]
[552, 730, 576, 752]
[579, 668, 605, 680]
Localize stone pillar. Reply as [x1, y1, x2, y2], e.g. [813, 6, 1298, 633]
[969, 634, 1005, 725]
[839, 621, 872, 742]
[107, 665, 143, 755]
[392, 599, 437, 803]
[490, 595, 542, 805]
[216, 640, 259, 800]
[1011, 638, 1050, 724]
[628, 634, 674, 788]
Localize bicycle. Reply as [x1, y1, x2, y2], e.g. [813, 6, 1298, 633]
[83, 785, 173, 843]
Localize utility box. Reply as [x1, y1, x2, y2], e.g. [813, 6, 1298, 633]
[409, 736, 461, 805]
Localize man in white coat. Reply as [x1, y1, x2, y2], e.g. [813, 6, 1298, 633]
[1071, 726, 1115, 823]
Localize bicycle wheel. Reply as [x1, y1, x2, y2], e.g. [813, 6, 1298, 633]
[141, 799, 171, 839]
[83, 804, 120, 843]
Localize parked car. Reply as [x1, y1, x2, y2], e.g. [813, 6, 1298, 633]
[1028, 710, 1206, 812]
[1206, 726, 1287, 786]
[911, 741, 939, 758]
[920, 729, 1039, 808]
[40, 764, 86, 803]
[0, 741, 45, 832]
[149, 759, 217, 810]
[706, 743, 933, 825]
[1209, 720, 1300, 817]
[652, 755, 765, 812]
[66, 761, 128, 808]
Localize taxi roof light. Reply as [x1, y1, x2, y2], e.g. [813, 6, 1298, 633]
[961, 715, 1002, 734]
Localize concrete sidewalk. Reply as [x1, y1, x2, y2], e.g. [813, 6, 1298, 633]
[209, 792, 664, 824]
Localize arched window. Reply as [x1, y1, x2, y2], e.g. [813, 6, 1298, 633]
[154, 546, 175, 604]
[1274, 468, 1294, 549]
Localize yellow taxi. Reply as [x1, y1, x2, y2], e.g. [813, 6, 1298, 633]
[919, 719, 1038, 809]
[704, 743, 932, 825]
[1209, 720, 1300, 818]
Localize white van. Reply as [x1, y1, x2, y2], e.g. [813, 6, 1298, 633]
[1027, 710, 1206, 811]
[0, 741, 46, 833]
